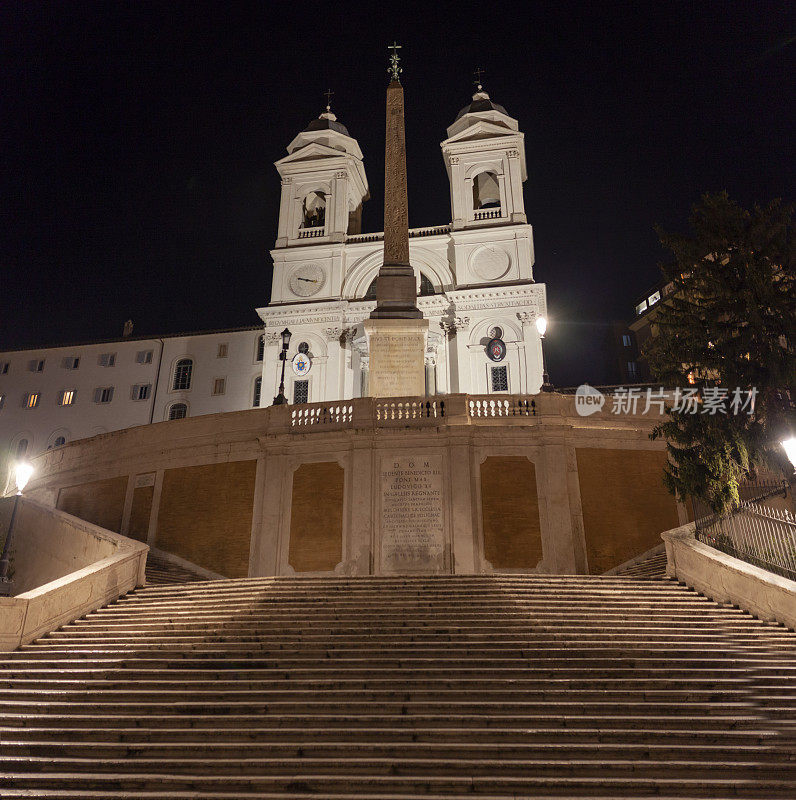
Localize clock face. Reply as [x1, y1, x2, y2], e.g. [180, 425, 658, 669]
[288, 264, 326, 297]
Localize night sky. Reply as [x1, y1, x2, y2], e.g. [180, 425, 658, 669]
[3, 2, 794, 386]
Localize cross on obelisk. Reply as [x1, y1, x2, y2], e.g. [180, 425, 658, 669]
[363, 43, 428, 397]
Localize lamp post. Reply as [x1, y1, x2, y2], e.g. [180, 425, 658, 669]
[272, 327, 292, 406]
[0, 461, 34, 589]
[535, 316, 553, 392]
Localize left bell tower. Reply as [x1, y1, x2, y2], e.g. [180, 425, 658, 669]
[274, 103, 369, 249]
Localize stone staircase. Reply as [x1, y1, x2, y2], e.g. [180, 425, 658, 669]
[0, 574, 794, 798]
[144, 551, 210, 586]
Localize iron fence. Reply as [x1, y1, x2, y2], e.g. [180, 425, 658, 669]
[693, 479, 796, 581]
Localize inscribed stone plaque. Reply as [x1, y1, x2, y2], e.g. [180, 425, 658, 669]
[363, 319, 427, 398]
[380, 454, 445, 573]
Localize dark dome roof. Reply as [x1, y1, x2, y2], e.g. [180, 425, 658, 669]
[303, 116, 350, 136]
[455, 96, 508, 122]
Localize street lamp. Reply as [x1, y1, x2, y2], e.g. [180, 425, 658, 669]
[535, 316, 553, 392]
[272, 327, 292, 406]
[782, 437, 796, 473]
[0, 461, 34, 588]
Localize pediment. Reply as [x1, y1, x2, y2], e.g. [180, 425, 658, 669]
[443, 120, 520, 146]
[276, 142, 347, 167]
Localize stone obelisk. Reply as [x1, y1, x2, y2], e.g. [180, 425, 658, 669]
[363, 43, 429, 398]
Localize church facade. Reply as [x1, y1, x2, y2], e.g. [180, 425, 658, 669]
[257, 87, 547, 404]
[0, 86, 547, 476]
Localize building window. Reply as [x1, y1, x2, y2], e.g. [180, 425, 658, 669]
[172, 358, 193, 390]
[488, 326, 504, 340]
[28, 359, 45, 372]
[58, 389, 76, 406]
[213, 378, 226, 396]
[0, 394, 4, 410]
[253, 376, 262, 408]
[132, 384, 151, 401]
[48, 435, 67, 450]
[217, 343, 228, 358]
[365, 272, 436, 300]
[98, 352, 116, 367]
[490, 365, 509, 392]
[473, 171, 501, 210]
[627, 361, 638, 380]
[647, 290, 661, 306]
[24, 392, 40, 409]
[62, 356, 80, 369]
[635, 301, 647, 316]
[16, 438, 28, 458]
[136, 350, 153, 364]
[301, 190, 326, 229]
[255, 336, 265, 362]
[93, 387, 114, 404]
[294, 380, 309, 404]
[168, 402, 187, 420]
[622, 334, 632, 347]
[297, 342, 310, 355]
[0, 362, 8, 374]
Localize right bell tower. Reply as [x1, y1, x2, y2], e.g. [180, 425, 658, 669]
[441, 78, 528, 231]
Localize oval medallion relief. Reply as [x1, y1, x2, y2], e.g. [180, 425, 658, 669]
[471, 246, 511, 282]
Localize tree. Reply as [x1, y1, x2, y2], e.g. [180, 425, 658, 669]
[645, 192, 796, 513]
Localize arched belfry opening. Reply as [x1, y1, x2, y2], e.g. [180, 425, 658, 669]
[473, 171, 500, 210]
[302, 191, 326, 228]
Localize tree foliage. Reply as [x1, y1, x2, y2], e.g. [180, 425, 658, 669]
[646, 192, 795, 513]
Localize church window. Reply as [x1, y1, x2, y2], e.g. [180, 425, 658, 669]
[28, 359, 45, 372]
[298, 342, 309, 354]
[293, 380, 309, 404]
[16, 439, 28, 458]
[98, 353, 116, 367]
[212, 378, 226, 396]
[93, 387, 114, 404]
[473, 171, 500, 210]
[132, 384, 151, 401]
[51, 436, 66, 448]
[168, 402, 187, 420]
[252, 377, 262, 408]
[255, 336, 265, 362]
[301, 191, 326, 229]
[490, 365, 509, 392]
[217, 343, 228, 358]
[488, 326, 503, 340]
[58, 389, 76, 406]
[24, 392, 39, 409]
[172, 359, 193, 390]
[136, 350, 153, 364]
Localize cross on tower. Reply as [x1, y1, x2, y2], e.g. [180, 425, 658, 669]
[323, 88, 334, 112]
[388, 41, 402, 82]
[473, 67, 485, 90]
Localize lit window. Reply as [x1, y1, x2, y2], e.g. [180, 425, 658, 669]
[213, 378, 226, 396]
[98, 353, 116, 367]
[168, 402, 187, 420]
[627, 361, 638, 380]
[0, 362, 8, 374]
[93, 387, 114, 404]
[490, 365, 508, 392]
[255, 336, 265, 362]
[647, 291, 661, 306]
[172, 359, 193, 390]
[24, 392, 40, 408]
[294, 380, 309, 404]
[253, 376, 262, 407]
[622, 335, 632, 347]
[28, 359, 45, 372]
[136, 350, 153, 364]
[62, 356, 80, 369]
[635, 301, 647, 316]
[132, 384, 151, 401]
[217, 343, 228, 358]
[59, 389, 76, 406]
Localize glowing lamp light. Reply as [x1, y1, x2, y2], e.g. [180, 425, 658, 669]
[782, 437, 796, 472]
[14, 462, 34, 494]
[535, 316, 548, 338]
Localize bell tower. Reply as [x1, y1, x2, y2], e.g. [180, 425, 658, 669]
[274, 100, 369, 248]
[441, 79, 527, 231]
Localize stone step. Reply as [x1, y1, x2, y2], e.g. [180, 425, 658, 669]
[1, 771, 794, 797]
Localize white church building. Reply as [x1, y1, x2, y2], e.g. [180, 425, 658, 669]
[0, 85, 547, 475]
